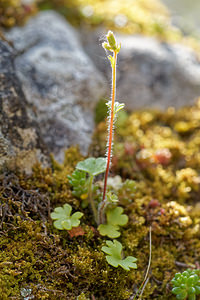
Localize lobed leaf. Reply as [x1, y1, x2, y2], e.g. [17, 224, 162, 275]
[107, 206, 128, 226]
[76, 157, 106, 176]
[51, 204, 83, 231]
[102, 240, 137, 271]
[98, 224, 120, 238]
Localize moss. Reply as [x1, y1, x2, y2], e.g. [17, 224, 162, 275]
[0, 100, 200, 300]
[92, 100, 200, 205]
[0, 0, 37, 28]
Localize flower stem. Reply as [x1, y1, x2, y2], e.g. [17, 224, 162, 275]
[99, 50, 117, 224]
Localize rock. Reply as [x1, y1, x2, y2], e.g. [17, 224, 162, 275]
[81, 31, 200, 109]
[6, 11, 107, 161]
[0, 40, 50, 173]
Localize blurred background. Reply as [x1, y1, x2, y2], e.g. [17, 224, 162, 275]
[1, 0, 200, 36]
[1, 0, 200, 161]
[163, 0, 200, 37]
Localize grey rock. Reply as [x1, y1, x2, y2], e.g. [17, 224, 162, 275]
[81, 30, 200, 109]
[6, 11, 107, 161]
[0, 40, 50, 173]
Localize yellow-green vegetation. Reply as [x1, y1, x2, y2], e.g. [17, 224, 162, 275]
[0, 0, 37, 28]
[0, 100, 200, 299]
[2, 0, 200, 54]
[38, 0, 200, 54]
[92, 99, 200, 205]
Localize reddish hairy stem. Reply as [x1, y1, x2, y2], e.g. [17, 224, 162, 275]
[99, 50, 117, 224]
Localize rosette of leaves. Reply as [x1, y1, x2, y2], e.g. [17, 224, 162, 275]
[102, 240, 137, 271]
[171, 269, 200, 300]
[98, 206, 128, 238]
[51, 204, 83, 230]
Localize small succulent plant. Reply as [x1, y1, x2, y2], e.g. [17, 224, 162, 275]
[102, 240, 137, 271]
[51, 204, 83, 230]
[98, 206, 128, 238]
[171, 269, 200, 300]
[68, 169, 88, 203]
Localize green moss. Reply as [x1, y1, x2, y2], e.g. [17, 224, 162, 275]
[0, 102, 200, 300]
[92, 100, 200, 205]
[0, 0, 37, 28]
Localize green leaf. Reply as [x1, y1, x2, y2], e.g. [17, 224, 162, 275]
[188, 287, 196, 294]
[171, 279, 179, 287]
[51, 204, 83, 231]
[98, 207, 128, 238]
[102, 240, 137, 271]
[176, 291, 187, 300]
[188, 294, 196, 300]
[102, 240, 121, 257]
[76, 157, 106, 176]
[119, 256, 137, 271]
[98, 224, 120, 238]
[172, 287, 182, 295]
[106, 101, 125, 118]
[108, 55, 115, 68]
[102, 42, 112, 52]
[188, 275, 198, 286]
[116, 43, 121, 54]
[107, 207, 128, 226]
[195, 286, 200, 294]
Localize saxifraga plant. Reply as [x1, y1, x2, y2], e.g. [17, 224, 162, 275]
[98, 31, 123, 224]
[68, 31, 124, 226]
[52, 31, 137, 271]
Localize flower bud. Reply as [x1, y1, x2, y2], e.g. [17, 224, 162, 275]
[106, 30, 117, 50]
